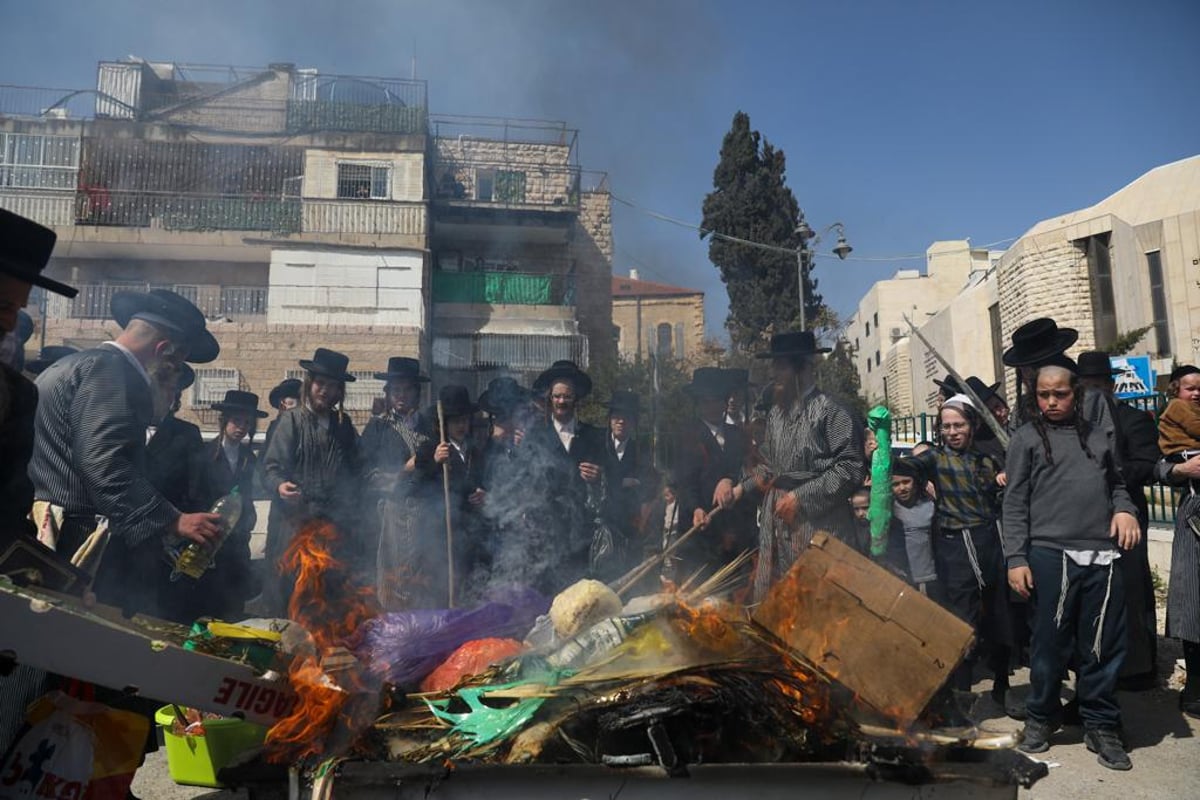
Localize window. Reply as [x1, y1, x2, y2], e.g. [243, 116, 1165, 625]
[875, 350, 880, 366]
[190, 368, 240, 409]
[866, 360, 871, 374]
[873, 312, 879, 328]
[674, 322, 685, 359]
[1147, 251, 1171, 356]
[495, 170, 527, 203]
[336, 162, 390, 199]
[988, 302, 1003, 383]
[476, 168, 495, 201]
[0, 132, 79, 189]
[865, 321, 871, 337]
[656, 322, 673, 358]
[1083, 234, 1117, 349]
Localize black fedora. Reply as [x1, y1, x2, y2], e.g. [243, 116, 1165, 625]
[0, 208, 76, 298]
[965, 376, 1003, 405]
[533, 360, 593, 398]
[374, 356, 429, 383]
[1076, 351, 1120, 379]
[607, 390, 641, 417]
[684, 367, 731, 398]
[722, 367, 750, 390]
[437, 384, 477, 418]
[212, 389, 268, 418]
[755, 330, 831, 359]
[298, 348, 356, 382]
[26, 345, 78, 375]
[268, 378, 302, 409]
[933, 374, 962, 397]
[111, 288, 219, 363]
[177, 363, 195, 392]
[1002, 318, 1078, 367]
[479, 377, 528, 416]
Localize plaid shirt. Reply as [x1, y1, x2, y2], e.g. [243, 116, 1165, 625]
[908, 445, 1001, 529]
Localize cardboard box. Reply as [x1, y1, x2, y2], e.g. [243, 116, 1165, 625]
[0, 581, 297, 727]
[754, 532, 973, 726]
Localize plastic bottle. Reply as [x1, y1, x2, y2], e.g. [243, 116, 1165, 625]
[170, 487, 243, 581]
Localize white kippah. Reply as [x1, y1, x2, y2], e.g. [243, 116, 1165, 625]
[942, 392, 977, 412]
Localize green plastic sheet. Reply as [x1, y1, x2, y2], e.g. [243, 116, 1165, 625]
[425, 682, 546, 753]
[866, 405, 893, 558]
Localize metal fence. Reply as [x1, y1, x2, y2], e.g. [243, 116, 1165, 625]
[50, 282, 268, 320]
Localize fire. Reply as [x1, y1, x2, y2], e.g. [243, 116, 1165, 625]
[265, 520, 380, 763]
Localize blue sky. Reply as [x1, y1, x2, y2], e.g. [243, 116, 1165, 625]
[2, 0, 1197, 341]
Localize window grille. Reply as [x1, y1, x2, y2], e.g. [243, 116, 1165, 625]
[190, 368, 240, 408]
[336, 162, 390, 199]
[0, 132, 80, 189]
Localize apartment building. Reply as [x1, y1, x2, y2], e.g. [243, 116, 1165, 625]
[0, 59, 612, 426]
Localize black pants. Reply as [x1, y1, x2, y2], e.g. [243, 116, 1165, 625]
[935, 525, 1012, 691]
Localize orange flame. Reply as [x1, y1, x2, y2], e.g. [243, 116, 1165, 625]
[265, 520, 380, 763]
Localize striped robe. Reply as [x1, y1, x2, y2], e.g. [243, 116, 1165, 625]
[745, 389, 867, 601]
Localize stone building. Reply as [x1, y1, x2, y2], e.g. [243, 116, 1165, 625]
[610, 270, 705, 363]
[1, 59, 612, 427]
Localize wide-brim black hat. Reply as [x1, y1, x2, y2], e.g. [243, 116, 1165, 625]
[374, 355, 429, 383]
[268, 378, 302, 409]
[212, 389, 269, 418]
[299, 347, 356, 382]
[607, 389, 641, 416]
[437, 384, 478, 418]
[111, 289, 219, 364]
[755, 330, 831, 359]
[26, 345, 78, 375]
[1076, 351, 1121, 379]
[1002, 318, 1078, 367]
[965, 376, 1002, 405]
[722, 367, 750, 390]
[933, 374, 961, 397]
[684, 366, 732, 398]
[479, 377, 528, 416]
[0, 208, 77, 298]
[533, 360, 592, 398]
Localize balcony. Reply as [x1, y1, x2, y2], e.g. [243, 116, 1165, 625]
[300, 198, 426, 237]
[75, 190, 301, 233]
[47, 282, 267, 321]
[431, 270, 575, 307]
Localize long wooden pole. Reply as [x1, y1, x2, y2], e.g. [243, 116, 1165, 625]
[437, 400, 455, 609]
[902, 313, 1010, 449]
[611, 506, 724, 597]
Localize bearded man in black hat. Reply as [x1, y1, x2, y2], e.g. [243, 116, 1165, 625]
[29, 288, 223, 615]
[359, 357, 433, 608]
[0, 210, 77, 543]
[262, 348, 361, 616]
[735, 332, 867, 600]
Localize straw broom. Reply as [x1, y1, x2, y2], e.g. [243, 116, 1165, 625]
[611, 506, 724, 597]
[437, 400, 455, 609]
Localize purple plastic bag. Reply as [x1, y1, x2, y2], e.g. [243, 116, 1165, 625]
[355, 587, 547, 687]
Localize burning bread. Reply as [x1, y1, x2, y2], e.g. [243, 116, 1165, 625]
[549, 579, 622, 639]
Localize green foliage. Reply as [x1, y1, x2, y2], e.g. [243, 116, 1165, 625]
[1108, 326, 1153, 356]
[701, 111, 818, 351]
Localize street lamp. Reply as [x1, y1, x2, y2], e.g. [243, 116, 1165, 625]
[795, 211, 852, 332]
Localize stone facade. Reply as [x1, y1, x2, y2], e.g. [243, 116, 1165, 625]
[611, 278, 705, 364]
[574, 192, 615, 363]
[433, 137, 576, 206]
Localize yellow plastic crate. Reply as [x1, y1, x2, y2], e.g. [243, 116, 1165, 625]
[155, 706, 267, 788]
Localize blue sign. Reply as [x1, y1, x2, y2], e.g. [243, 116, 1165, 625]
[1111, 355, 1154, 398]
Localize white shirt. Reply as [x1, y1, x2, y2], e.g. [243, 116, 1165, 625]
[662, 500, 679, 549]
[1064, 549, 1120, 566]
[612, 434, 628, 461]
[449, 439, 467, 463]
[554, 416, 577, 452]
[99, 340, 152, 391]
[703, 420, 726, 449]
[221, 438, 241, 472]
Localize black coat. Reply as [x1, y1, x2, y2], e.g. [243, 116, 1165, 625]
[0, 364, 36, 544]
[1114, 399, 1161, 677]
[601, 433, 657, 545]
[670, 418, 749, 577]
[146, 415, 204, 510]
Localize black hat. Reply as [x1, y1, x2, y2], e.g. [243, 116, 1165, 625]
[26, 345, 78, 375]
[1169, 365, 1200, 383]
[893, 459, 924, 480]
[268, 378, 302, 409]
[111, 289, 219, 364]
[0, 208, 77, 298]
[685, 367, 731, 398]
[1076, 351, 1120, 379]
[722, 367, 750, 389]
[437, 384, 477, 418]
[755, 330, 831, 359]
[607, 390, 641, 416]
[177, 363, 195, 392]
[949, 375, 1002, 405]
[374, 356, 429, 383]
[212, 389, 268, 418]
[933, 374, 962, 397]
[1038, 353, 1077, 373]
[1002, 318, 1078, 367]
[298, 348, 356, 382]
[533, 360, 592, 398]
[479, 377, 529, 416]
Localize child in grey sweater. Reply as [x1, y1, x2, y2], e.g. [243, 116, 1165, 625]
[1002, 363, 1140, 770]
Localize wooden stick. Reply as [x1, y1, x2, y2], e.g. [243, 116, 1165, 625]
[902, 313, 1010, 449]
[437, 400, 455, 609]
[611, 505, 724, 597]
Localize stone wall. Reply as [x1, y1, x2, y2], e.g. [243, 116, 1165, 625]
[612, 294, 705, 363]
[883, 338, 913, 415]
[573, 191, 615, 365]
[433, 137, 575, 205]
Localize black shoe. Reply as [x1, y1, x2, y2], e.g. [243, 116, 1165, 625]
[1018, 719, 1053, 753]
[1085, 728, 1132, 771]
[1005, 698, 1028, 721]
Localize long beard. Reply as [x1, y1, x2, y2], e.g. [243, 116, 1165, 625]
[149, 360, 179, 421]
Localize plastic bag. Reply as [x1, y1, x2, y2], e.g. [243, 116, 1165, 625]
[419, 638, 526, 693]
[0, 691, 150, 800]
[355, 588, 547, 687]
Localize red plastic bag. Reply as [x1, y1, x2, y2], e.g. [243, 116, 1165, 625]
[0, 691, 149, 800]
[419, 638, 525, 693]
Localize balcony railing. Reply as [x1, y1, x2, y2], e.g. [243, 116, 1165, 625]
[300, 198, 426, 236]
[287, 73, 427, 135]
[48, 282, 268, 320]
[75, 190, 301, 233]
[431, 270, 575, 306]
